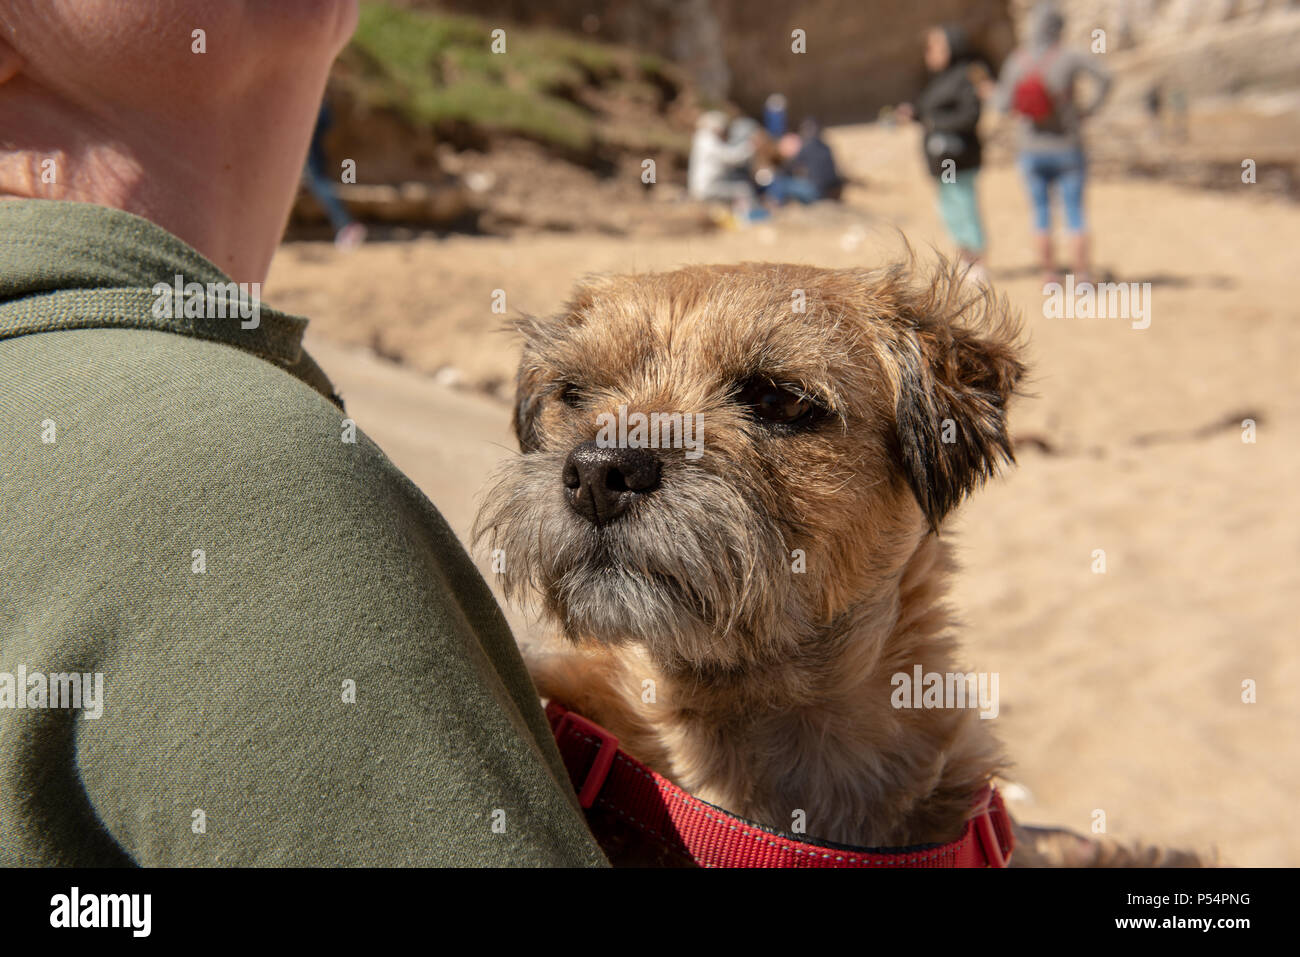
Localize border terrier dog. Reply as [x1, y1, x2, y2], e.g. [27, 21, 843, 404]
[475, 259, 1201, 866]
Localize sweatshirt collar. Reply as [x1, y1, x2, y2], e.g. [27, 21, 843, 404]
[0, 199, 340, 406]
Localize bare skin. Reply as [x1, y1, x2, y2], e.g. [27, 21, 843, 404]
[1035, 231, 1092, 286]
[0, 0, 358, 284]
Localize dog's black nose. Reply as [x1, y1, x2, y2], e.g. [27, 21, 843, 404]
[563, 441, 661, 525]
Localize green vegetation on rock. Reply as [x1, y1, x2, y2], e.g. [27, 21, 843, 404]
[340, 1, 688, 157]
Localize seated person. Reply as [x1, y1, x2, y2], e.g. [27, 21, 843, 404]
[688, 111, 759, 211]
[767, 118, 843, 205]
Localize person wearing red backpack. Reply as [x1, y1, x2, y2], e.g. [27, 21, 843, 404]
[996, 2, 1111, 286]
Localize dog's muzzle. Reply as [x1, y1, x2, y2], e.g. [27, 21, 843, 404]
[563, 440, 661, 525]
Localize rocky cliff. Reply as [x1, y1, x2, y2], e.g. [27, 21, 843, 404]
[418, 0, 1017, 122]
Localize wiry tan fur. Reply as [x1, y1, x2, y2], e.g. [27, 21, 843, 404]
[475, 257, 1205, 866]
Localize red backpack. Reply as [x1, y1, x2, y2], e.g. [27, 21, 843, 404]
[1011, 50, 1060, 124]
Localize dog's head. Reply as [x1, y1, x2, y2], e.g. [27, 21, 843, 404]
[474, 260, 1024, 671]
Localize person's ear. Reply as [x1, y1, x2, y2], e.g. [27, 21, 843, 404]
[893, 271, 1026, 530]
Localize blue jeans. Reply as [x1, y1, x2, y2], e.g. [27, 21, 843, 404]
[767, 175, 822, 205]
[1019, 149, 1087, 233]
[303, 158, 354, 233]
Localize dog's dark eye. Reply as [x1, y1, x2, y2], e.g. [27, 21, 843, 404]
[736, 378, 821, 427]
[555, 383, 585, 407]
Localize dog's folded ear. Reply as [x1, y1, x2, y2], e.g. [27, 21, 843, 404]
[509, 277, 614, 454]
[513, 362, 543, 453]
[894, 273, 1025, 530]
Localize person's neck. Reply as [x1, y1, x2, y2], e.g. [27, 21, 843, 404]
[0, 77, 313, 284]
[572, 535, 1002, 847]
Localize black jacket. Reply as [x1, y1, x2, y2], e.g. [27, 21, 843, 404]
[915, 26, 984, 178]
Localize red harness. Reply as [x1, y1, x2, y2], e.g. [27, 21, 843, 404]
[547, 701, 1015, 867]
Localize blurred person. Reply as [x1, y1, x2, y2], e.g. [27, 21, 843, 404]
[762, 92, 788, 137]
[688, 110, 759, 217]
[304, 99, 367, 249]
[0, 0, 604, 867]
[766, 117, 842, 205]
[997, 1, 1112, 285]
[727, 115, 762, 152]
[899, 25, 989, 280]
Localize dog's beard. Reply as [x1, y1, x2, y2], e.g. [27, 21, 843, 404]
[476, 451, 794, 669]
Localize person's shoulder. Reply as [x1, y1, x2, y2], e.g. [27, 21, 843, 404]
[69, 324, 338, 418]
[1, 322, 473, 636]
[995, 49, 1029, 89]
[1, 325, 410, 500]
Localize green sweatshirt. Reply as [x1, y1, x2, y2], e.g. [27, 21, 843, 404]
[0, 200, 605, 867]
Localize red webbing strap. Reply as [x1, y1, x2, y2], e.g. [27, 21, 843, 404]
[547, 701, 1015, 868]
